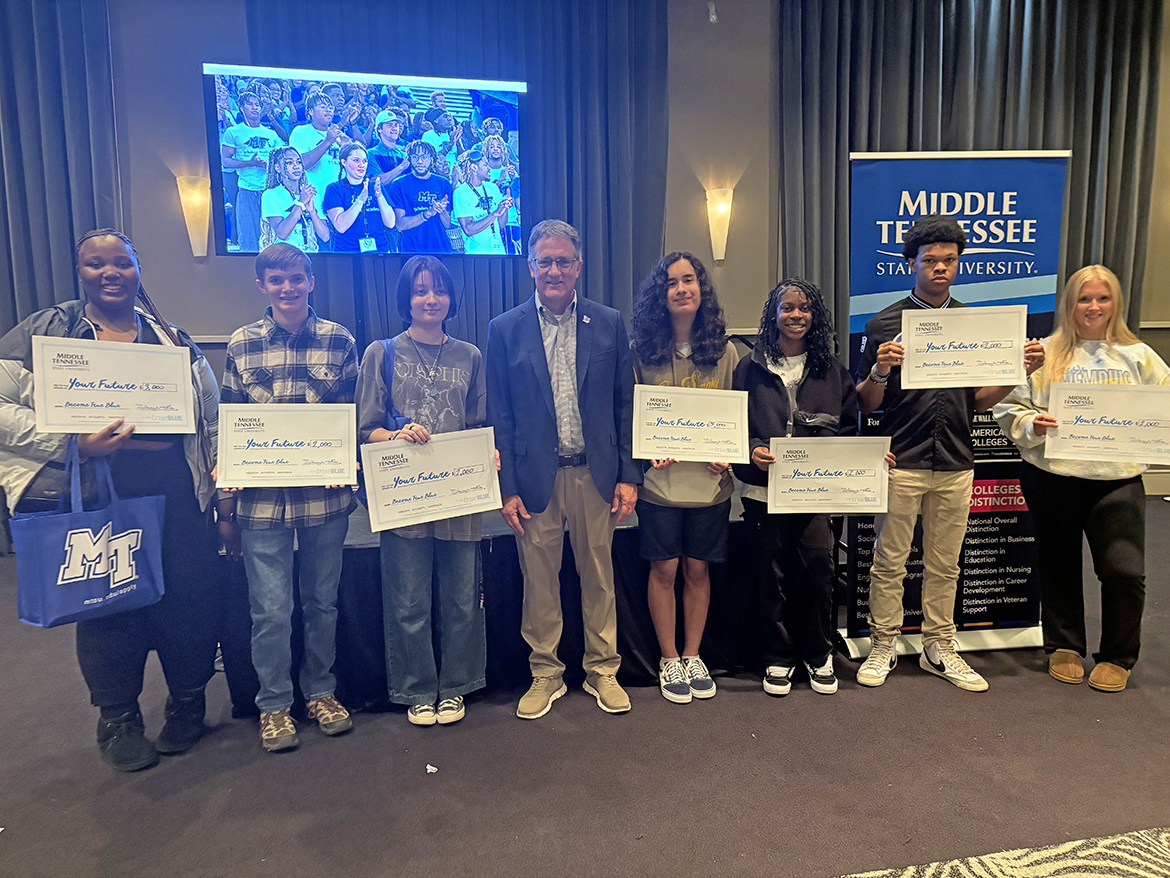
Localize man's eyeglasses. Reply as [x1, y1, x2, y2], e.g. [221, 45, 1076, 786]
[532, 257, 579, 271]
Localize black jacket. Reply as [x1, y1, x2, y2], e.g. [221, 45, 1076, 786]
[731, 345, 859, 487]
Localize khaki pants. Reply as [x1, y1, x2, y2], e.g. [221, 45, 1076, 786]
[516, 465, 620, 677]
[867, 467, 973, 647]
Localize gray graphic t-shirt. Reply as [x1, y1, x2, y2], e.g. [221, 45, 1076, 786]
[356, 332, 485, 540]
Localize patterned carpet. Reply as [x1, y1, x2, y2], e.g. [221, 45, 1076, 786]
[837, 828, 1170, 878]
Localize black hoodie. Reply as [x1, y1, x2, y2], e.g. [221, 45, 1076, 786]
[730, 345, 859, 488]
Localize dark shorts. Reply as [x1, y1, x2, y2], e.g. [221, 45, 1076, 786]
[636, 498, 731, 563]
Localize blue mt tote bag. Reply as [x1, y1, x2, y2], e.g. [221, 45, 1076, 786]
[11, 438, 166, 628]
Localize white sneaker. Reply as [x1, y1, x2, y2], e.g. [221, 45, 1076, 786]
[407, 704, 437, 726]
[436, 696, 465, 724]
[659, 657, 692, 704]
[804, 656, 838, 694]
[856, 637, 898, 687]
[920, 640, 988, 692]
[762, 665, 795, 696]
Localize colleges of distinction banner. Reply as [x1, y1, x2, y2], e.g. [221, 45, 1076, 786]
[845, 151, 1070, 645]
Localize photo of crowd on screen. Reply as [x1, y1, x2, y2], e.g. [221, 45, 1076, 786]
[213, 73, 521, 256]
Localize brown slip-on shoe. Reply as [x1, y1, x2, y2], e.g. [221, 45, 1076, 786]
[1088, 661, 1130, 692]
[1048, 649, 1085, 684]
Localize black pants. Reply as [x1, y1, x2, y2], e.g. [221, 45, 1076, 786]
[74, 444, 220, 707]
[1019, 463, 1145, 669]
[741, 498, 834, 667]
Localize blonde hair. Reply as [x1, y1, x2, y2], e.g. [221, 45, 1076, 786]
[1044, 265, 1140, 382]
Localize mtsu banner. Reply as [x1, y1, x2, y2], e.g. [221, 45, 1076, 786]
[844, 151, 1069, 649]
[848, 151, 1069, 358]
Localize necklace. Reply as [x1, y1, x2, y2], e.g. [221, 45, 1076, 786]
[407, 331, 447, 397]
[86, 305, 140, 340]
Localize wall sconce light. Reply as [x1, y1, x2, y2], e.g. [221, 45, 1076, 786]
[176, 175, 211, 258]
[706, 188, 733, 266]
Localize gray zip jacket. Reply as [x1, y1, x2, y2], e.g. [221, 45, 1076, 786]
[0, 300, 219, 515]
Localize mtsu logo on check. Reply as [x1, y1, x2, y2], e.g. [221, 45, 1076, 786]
[51, 352, 89, 368]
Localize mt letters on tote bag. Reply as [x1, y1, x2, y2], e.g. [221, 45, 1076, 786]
[10, 438, 166, 628]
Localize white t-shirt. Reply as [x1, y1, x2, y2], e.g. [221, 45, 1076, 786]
[742, 352, 808, 504]
[289, 124, 341, 216]
[222, 122, 282, 191]
[452, 181, 506, 253]
[423, 129, 459, 170]
[488, 166, 519, 225]
[260, 186, 318, 251]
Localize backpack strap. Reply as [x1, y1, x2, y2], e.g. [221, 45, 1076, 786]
[380, 337, 410, 431]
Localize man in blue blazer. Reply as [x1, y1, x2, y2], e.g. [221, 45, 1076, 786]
[487, 219, 641, 719]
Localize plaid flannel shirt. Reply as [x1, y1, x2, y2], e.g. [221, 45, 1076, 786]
[221, 306, 358, 529]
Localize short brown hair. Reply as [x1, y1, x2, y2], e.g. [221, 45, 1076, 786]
[255, 243, 312, 281]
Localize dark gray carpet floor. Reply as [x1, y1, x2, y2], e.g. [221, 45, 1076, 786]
[2, 500, 1169, 878]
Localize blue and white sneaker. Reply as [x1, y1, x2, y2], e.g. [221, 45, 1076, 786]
[682, 655, 716, 699]
[762, 665, 795, 696]
[659, 657, 692, 704]
[804, 656, 838, 694]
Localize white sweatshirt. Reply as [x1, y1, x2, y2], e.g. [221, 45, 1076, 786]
[993, 339, 1170, 480]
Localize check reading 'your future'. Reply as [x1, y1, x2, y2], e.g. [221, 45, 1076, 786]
[632, 385, 749, 463]
[217, 404, 358, 488]
[900, 305, 1027, 389]
[32, 337, 196, 434]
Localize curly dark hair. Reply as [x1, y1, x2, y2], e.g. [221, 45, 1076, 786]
[755, 277, 836, 379]
[630, 251, 727, 368]
[902, 214, 966, 259]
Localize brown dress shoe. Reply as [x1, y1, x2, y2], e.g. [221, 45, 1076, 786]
[1048, 649, 1085, 684]
[1088, 661, 1130, 692]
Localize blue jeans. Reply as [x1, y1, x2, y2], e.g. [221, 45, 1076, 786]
[241, 515, 349, 712]
[381, 532, 485, 705]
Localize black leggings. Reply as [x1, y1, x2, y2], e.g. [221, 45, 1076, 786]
[1019, 463, 1145, 669]
[74, 444, 220, 707]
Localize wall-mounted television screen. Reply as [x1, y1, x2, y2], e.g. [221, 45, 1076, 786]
[202, 63, 526, 257]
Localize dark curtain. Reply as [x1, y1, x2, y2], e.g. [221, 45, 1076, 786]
[245, 0, 669, 352]
[778, 0, 1162, 351]
[0, 0, 120, 333]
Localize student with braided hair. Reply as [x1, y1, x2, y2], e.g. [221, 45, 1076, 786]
[483, 134, 521, 254]
[260, 146, 332, 251]
[732, 278, 880, 697]
[0, 229, 231, 771]
[452, 149, 511, 254]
